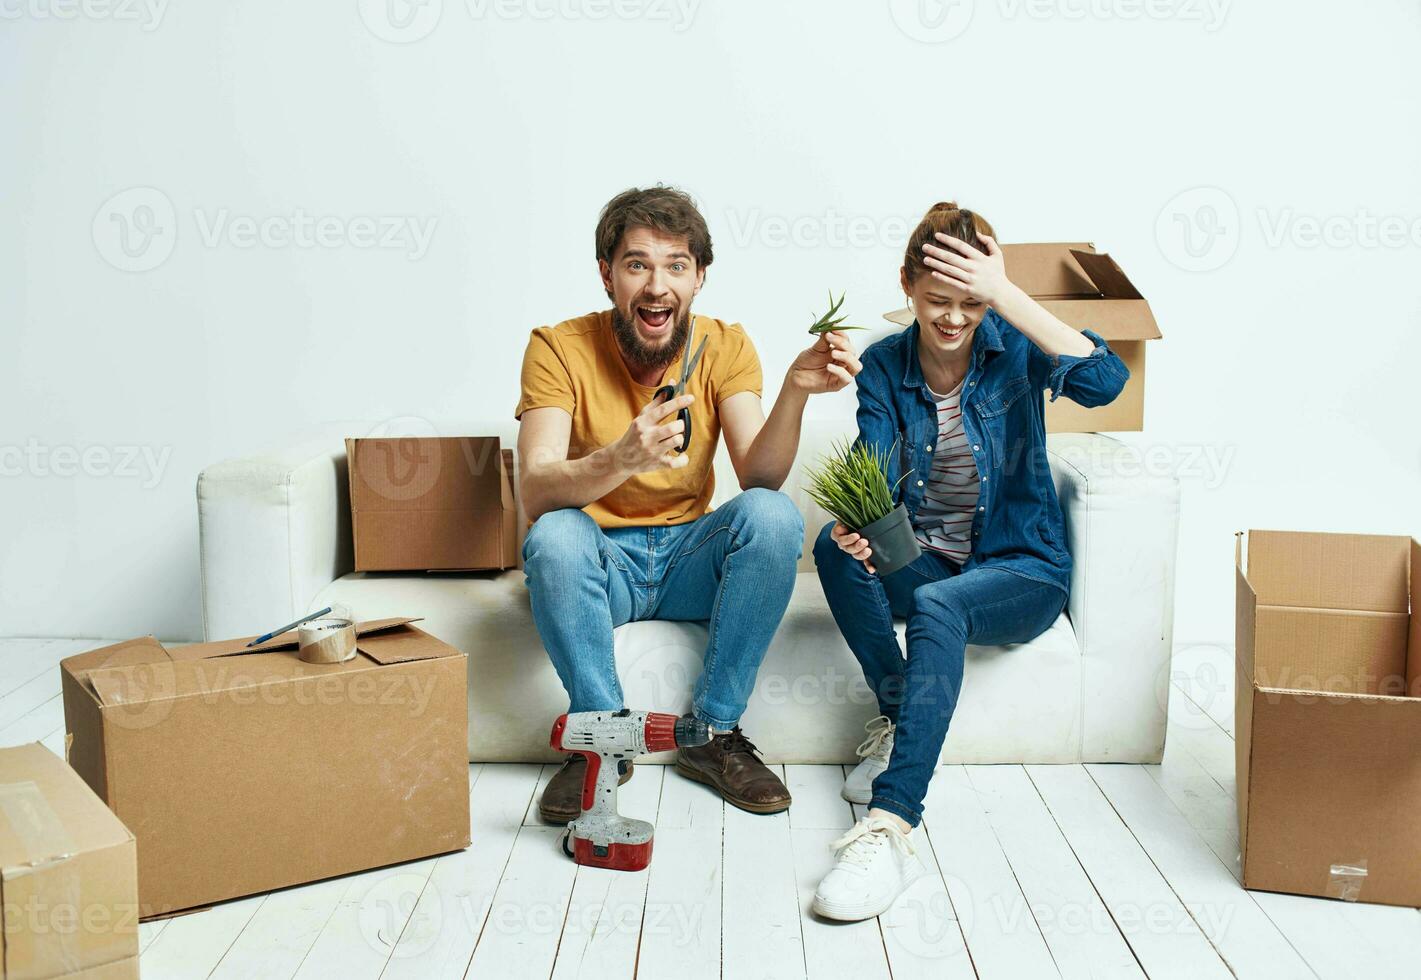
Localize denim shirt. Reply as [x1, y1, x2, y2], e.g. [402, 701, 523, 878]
[854, 310, 1130, 595]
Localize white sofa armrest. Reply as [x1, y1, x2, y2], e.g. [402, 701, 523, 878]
[197, 429, 354, 640]
[1047, 432, 1181, 762]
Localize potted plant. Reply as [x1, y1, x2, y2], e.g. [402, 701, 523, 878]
[804, 439, 921, 576]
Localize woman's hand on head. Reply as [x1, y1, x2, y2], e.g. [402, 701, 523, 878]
[921, 232, 1012, 307]
[831, 523, 876, 575]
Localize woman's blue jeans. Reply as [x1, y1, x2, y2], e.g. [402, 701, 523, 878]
[523, 488, 804, 730]
[813, 522, 1066, 827]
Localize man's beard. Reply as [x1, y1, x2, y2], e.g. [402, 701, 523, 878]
[611, 306, 693, 373]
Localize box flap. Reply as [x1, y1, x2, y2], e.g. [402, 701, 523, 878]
[355, 622, 460, 665]
[85, 620, 452, 706]
[881, 242, 1160, 342]
[1002, 242, 1099, 297]
[1069, 249, 1143, 300]
[61, 637, 170, 679]
[1245, 529, 1410, 613]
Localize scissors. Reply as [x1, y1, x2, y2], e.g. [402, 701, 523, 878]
[653, 317, 709, 453]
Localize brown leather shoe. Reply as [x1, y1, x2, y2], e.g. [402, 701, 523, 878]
[538, 754, 635, 825]
[675, 727, 791, 814]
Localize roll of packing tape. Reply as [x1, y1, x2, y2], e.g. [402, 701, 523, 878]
[298, 617, 357, 664]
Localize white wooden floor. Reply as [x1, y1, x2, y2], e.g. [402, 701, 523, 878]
[5, 639, 1420, 979]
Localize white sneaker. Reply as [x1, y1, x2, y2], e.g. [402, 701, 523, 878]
[812, 816, 927, 921]
[842, 715, 895, 804]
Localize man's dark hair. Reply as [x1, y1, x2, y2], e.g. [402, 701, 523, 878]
[595, 186, 714, 270]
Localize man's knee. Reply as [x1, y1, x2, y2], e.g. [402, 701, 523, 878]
[523, 508, 602, 573]
[730, 487, 803, 557]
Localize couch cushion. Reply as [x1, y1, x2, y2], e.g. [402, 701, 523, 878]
[315, 569, 1082, 765]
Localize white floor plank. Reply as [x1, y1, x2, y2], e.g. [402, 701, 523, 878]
[550, 764, 666, 980]
[0, 693, 64, 748]
[1168, 643, 1235, 736]
[1026, 764, 1233, 980]
[921, 766, 1059, 980]
[139, 896, 266, 980]
[786, 764, 853, 829]
[464, 822, 578, 976]
[0, 639, 89, 700]
[381, 763, 539, 979]
[845, 776, 977, 980]
[791, 826, 893, 980]
[1086, 763, 1317, 979]
[284, 858, 438, 980]
[1166, 683, 1237, 799]
[637, 766, 724, 980]
[1151, 731, 1242, 878]
[1150, 730, 1421, 980]
[722, 766, 806, 980]
[208, 879, 347, 980]
[4, 637, 1416, 980]
[966, 765, 1144, 980]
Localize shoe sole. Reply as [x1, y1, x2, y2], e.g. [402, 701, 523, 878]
[674, 761, 791, 814]
[840, 785, 871, 805]
[811, 868, 928, 922]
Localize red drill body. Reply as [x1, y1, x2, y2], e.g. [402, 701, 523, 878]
[549, 709, 711, 871]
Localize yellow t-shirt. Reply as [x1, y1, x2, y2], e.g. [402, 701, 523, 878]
[514, 310, 762, 527]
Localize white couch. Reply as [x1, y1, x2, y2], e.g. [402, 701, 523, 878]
[197, 421, 1179, 765]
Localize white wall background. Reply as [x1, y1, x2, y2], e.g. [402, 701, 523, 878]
[3, 0, 1419, 643]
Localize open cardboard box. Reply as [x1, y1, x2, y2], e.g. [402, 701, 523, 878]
[60, 618, 470, 919]
[1235, 530, 1421, 906]
[346, 436, 518, 572]
[885, 242, 1162, 432]
[0, 743, 139, 978]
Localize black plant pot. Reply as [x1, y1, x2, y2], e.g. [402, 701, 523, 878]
[856, 503, 922, 577]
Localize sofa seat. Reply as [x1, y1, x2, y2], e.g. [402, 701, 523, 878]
[310, 569, 1083, 765]
[198, 421, 1180, 765]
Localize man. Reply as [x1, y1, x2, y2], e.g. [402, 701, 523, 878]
[516, 186, 861, 822]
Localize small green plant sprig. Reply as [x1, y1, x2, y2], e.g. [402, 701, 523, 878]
[808, 291, 869, 335]
[804, 439, 912, 530]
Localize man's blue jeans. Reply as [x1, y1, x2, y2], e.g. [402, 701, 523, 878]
[523, 488, 804, 730]
[813, 523, 1066, 827]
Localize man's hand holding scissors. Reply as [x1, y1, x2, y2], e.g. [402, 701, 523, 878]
[615, 390, 695, 473]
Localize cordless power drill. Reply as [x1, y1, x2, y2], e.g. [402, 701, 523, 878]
[550, 709, 712, 871]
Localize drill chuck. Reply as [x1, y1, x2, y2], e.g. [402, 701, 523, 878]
[673, 715, 712, 749]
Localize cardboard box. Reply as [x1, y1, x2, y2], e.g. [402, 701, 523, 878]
[1235, 529, 1421, 906]
[0, 743, 138, 978]
[346, 437, 518, 572]
[60, 618, 470, 919]
[885, 242, 1162, 432]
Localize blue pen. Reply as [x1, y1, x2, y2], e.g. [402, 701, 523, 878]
[246, 607, 333, 648]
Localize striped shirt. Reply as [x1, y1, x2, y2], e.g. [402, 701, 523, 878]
[912, 378, 981, 564]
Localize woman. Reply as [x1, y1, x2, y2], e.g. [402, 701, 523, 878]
[810, 202, 1129, 921]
